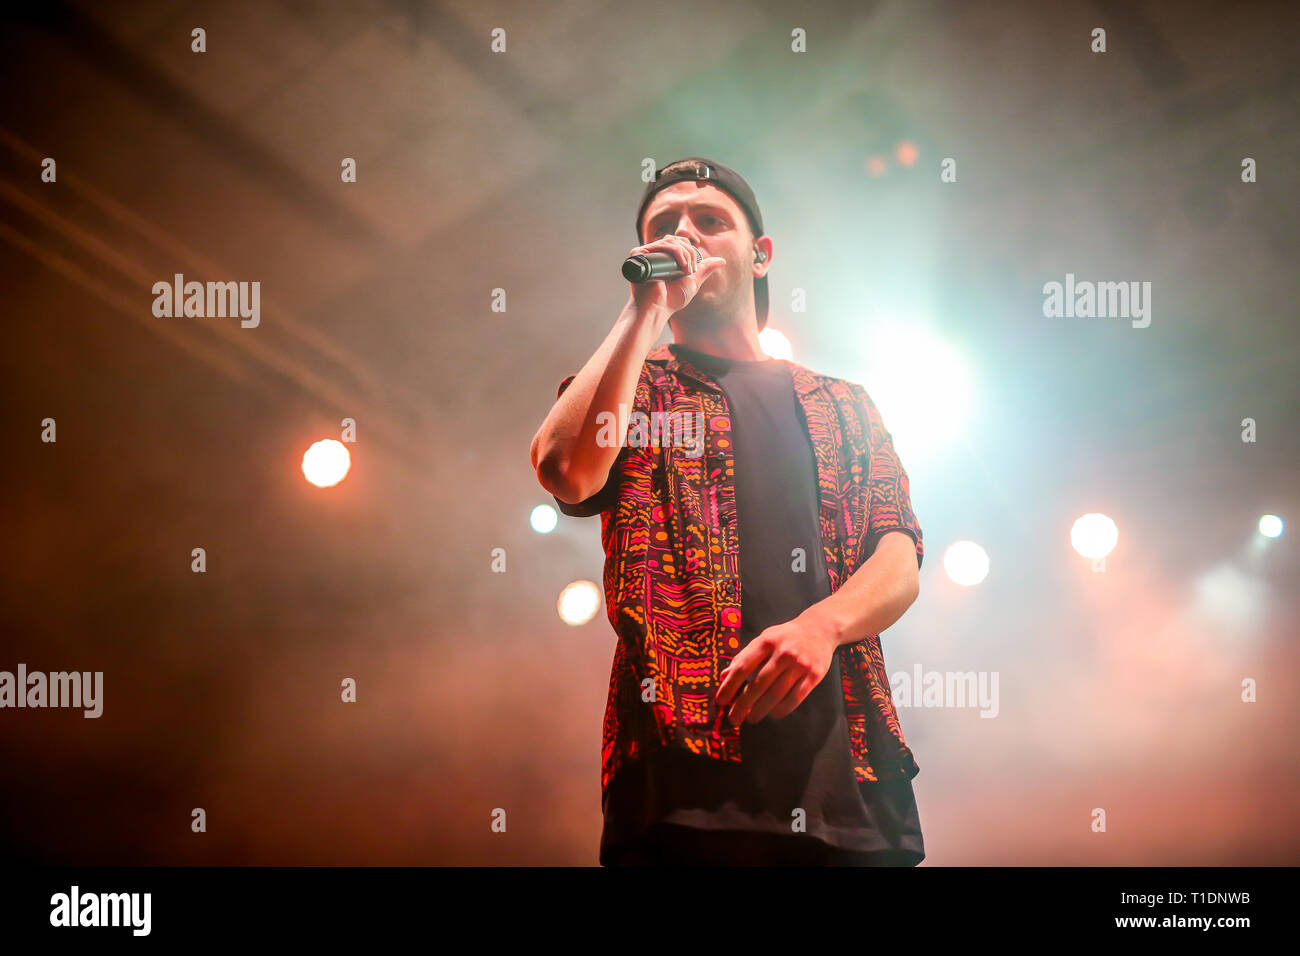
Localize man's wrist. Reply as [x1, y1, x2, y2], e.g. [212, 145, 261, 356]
[799, 599, 850, 648]
[618, 297, 669, 335]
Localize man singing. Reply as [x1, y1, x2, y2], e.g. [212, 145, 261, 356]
[530, 157, 927, 866]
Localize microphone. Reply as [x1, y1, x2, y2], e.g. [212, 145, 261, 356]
[622, 242, 703, 282]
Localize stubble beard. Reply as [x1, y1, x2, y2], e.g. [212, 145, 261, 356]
[677, 260, 747, 328]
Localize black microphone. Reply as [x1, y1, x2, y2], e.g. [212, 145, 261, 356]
[622, 242, 703, 282]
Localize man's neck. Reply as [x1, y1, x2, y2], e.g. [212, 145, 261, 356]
[669, 321, 767, 362]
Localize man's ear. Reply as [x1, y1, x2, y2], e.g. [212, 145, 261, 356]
[752, 235, 773, 277]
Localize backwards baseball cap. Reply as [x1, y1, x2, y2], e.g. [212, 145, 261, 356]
[635, 157, 768, 329]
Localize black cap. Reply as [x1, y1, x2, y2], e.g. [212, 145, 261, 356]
[635, 157, 768, 329]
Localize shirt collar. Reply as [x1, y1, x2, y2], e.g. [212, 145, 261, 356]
[647, 342, 825, 401]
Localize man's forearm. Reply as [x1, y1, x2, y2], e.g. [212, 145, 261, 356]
[800, 531, 920, 646]
[531, 298, 665, 502]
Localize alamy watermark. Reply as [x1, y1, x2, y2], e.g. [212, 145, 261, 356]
[597, 403, 704, 457]
[50, 885, 150, 936]
[152, 273, 260, 328]
[0, 664, 102, 717]
[890, 664, 999, 717]
[1043, 273, 1151, 328]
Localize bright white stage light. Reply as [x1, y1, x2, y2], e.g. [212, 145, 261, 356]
[759, 327, 793, 360]
[942, 540, 989, 586]
[1070, 513, 1118, 559]
[530, 504, 558, 534]
[558, 580, 601, 626]
[861, 325, 974, 457]
[302, 438, 351, 488]
[1258, 514, 1283, 538]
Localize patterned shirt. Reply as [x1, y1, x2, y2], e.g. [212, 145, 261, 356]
[552, 343, 925, 799]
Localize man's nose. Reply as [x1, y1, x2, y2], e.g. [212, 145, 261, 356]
[662, 213, 696, 238]
[670, 222, 702, 248]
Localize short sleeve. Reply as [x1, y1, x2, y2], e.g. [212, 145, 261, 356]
[553, 468, 620, 517]
[550, 372, 624, 518]
[857, 387, 924, 569]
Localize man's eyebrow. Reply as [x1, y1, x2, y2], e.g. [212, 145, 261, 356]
[645, 202, 733, 224]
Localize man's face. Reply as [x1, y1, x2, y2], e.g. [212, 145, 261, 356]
[639, 181, 756, 321]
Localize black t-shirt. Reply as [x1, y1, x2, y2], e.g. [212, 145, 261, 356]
[599, 342, 925, 866]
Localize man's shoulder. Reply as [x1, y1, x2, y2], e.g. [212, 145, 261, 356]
[790, 361, 860, 389]
[781, 359, 866, 402]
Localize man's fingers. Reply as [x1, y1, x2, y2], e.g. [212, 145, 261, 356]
[741, 668, 802, 724]
[716, 644, 767, 708]
[768, 674, 819, 720]
[668, 235, 696, 271]
[685, 258, 723, 292]
[715, 660, 747, 708]
[728, 656, 786, 724]
[681, 238, 697, 272]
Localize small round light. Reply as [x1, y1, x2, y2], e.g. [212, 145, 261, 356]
[943, 540, 989, 587]
[531, 504, 559, 534]
[1070, 513, 1118, 560]
[302, 439, 351, 488]
[558, 581, 602, 626]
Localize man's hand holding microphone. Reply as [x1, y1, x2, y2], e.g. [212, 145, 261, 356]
[530, 234, 726, 506]
[623, 234, 728, 327]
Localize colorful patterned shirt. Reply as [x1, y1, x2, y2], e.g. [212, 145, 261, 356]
[552, 343, 924, 799]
